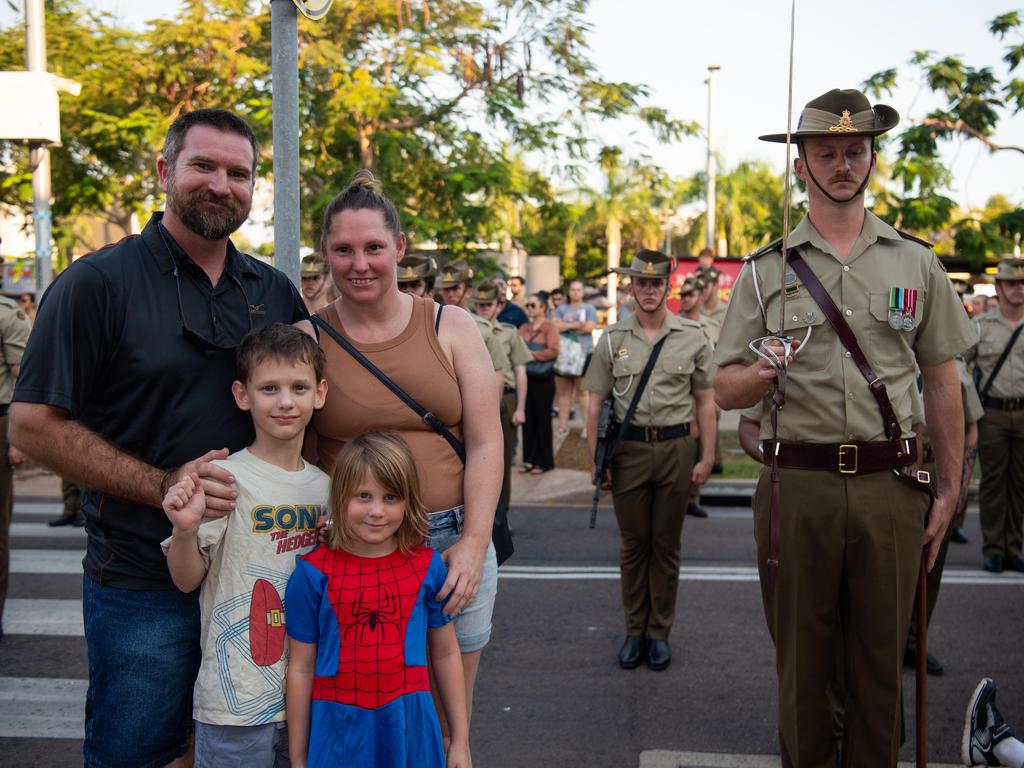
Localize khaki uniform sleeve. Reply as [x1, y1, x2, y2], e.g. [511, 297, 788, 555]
[0, 305, 31, 368]
[909, 382, 925, 426]
[509, 334, 533, 367]
[712, 261, 764, 368]
[691, 333, 713, 390]
[914, 255, 977, 367]
[957, 357, 985, 424]
[583, 328, 614, 397]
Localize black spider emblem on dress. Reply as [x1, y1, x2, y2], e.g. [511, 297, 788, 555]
[343, 584, 401, 642]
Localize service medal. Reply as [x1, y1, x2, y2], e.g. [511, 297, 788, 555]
[902, 314, 916, 331]
[888, 287, 903, 330]
[888, 311, 903, 330]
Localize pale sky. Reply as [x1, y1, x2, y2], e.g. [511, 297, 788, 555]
[3, 0, 1024, 213]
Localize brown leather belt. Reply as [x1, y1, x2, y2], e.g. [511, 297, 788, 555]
[982, 395, 1024, 411]
[620, 423, 691, 443]
[764, 438, 917, 475]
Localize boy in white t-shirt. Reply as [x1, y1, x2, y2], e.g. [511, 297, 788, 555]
[162, 324, 329, 768]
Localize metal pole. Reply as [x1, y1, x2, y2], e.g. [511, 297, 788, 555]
[26, 0, 53, 293]
[271, 0, 300, 287]
[705, 65, 720, 255]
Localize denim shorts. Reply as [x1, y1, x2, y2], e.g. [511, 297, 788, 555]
[194, 721, 290, 768]
[82, 574, 201, 768]
[426, 506, 498, 653]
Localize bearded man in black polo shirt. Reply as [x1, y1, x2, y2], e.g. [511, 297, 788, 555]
[9, 109, 307, 768]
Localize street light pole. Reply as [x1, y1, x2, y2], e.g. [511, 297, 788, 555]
[25, 0, 53, 293]
[705, 64, 720, 255]
[271, 0, 300, 287]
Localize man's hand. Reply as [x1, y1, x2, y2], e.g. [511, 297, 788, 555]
[753, 338, 801, 382]
[436, 536, 486, 616]
[591, 463, 612, 490]
[923, 493, 955, 572]
[165, 448, 236, 515]
[162, 471, 206, 534]
[512, 408, 525, 427]
[691, 459, 712, 486]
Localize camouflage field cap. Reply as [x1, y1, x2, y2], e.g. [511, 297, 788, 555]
[396, 255, 436, 284]
[759, 88, 899, 143]
[471, 279, 501, 303]
[435, 258, 473, 288]
[996, 258, 1024, 282]
[300, 253, 328, 276]
[679, 275, 702, 295]
[613, 249, 675, 279]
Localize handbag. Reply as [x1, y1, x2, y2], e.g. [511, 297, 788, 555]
[524, 327, 555, 378]
[554, 335, 586, 377]
[311, 313, 515, 565]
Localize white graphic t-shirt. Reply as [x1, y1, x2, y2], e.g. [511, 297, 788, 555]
[162, 448, 329, 726]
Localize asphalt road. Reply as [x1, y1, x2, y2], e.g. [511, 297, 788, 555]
[3, 497, 1022, 768]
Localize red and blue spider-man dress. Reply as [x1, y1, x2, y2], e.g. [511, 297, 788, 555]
[285, 545, 451, 768]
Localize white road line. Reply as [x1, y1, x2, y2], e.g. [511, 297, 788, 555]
[11, 550, 84, 574]
[639, 751, 960, 768]
[4, 599, 82, 636]
[0, 677, 85, 740]
[10, 522, 86, 539]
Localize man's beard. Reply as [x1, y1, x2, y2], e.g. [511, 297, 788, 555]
[166, 175, 249, 241]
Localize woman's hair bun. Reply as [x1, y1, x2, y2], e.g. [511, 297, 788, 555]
[348, 168, 381, 193]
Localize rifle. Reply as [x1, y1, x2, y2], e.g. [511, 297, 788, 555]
[590, 398, 615, 528]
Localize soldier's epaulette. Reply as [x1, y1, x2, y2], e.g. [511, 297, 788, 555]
[745, 238, 783, 261]
[895, 229, 933, 249]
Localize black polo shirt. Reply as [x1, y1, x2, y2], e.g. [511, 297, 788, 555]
[14, 213, 308, 589]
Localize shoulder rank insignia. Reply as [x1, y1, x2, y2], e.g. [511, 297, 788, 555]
[895, 229, 933, 249]
[746, 238, 783, 261]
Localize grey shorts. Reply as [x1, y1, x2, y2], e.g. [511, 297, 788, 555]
[426, 506, 498, 653]
[194, 720, 289, 768]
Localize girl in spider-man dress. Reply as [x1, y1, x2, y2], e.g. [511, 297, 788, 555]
[285, 432, 471, 768]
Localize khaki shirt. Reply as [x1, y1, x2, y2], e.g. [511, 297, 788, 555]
[965, 310, 1024, 400]
[495, 323, 532, 390]
[473, 314, 508, 374]
[713, 212, 976, 442]
[0, 296, 30, 404]
[704, 302, 727, 326]
[584, 312, 712, 426]
[914, 357, 984, 448]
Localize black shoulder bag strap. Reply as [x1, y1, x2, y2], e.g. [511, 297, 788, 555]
[979, 323, 1024, 400]
[606, 335, 668, 461]
[310, 314, 466, 462]
[787, 251, 901, 441]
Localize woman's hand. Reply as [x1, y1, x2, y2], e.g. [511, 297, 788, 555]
[436, 535, 486, 615]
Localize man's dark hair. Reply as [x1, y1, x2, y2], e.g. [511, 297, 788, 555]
[235, 323, 325, 384]
[162, 108, 260, 175]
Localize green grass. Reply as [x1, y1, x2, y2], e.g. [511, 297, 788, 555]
[718, 430, 763, 479]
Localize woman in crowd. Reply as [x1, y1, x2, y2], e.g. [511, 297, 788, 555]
[300, 169, 503, 733]
[553, 280, 597, 437]
[518, 294, 559, 474]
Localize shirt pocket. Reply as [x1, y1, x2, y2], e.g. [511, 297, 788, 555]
[765, 297, 831, 372]
[612, 355, 644, 380]
[867, 290, 926, 367]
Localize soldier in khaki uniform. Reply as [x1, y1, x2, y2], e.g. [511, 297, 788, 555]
[436, 259, 474, 309]
[472, 280, 532, 510]
[714, 89, 975, 766]
[0, 293, 31, 638]
[698, 265, 727, 326]
[584, 250, 717, 672]
[466, 280, 508, 399]
[299, 252, 331, 314]
[678, 275, 719, 517]
[964, 258, 1024, 573]
[396, 254, 437, 298]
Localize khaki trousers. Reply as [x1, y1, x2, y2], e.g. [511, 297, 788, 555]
[978, 408, 1024, 557]
[0, 414, 12, 620]
[611, 435, 696, 640]
[499, 392, 517, 511]
[753, 467, 927, 768]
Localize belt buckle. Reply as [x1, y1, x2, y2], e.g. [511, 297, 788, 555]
[646, 426, 661, 442]
[838, 444, 858, 474]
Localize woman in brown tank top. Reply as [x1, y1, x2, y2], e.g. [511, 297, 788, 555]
[298, 170, 503, 733]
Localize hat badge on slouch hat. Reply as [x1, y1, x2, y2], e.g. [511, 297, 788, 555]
[828, 110, 857, 133]
[996, 258, 1024, 281]
[402, 265, 417, 280]
[643, 261, 658, 276]
[612, 249, 675, 279]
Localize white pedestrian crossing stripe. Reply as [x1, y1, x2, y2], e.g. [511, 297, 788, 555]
[0, 677, 85, 740]
[5, 599, 82, 636]
[10, 522, 86, 539]
[639, 750, 961, 768]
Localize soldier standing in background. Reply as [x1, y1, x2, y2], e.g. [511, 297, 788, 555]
[584, 250, 716, 672]
[299, 252, 331, 315]
[964, 257, 1024, 573]
[396, 254, 437, 299]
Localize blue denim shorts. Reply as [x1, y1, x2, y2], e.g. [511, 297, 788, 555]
[82, 574, 201, 768]
[194, 721, 290, 768]
[426, 506, 498, 653]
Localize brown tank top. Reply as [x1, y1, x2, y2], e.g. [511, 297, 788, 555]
[312, 296, 465, 512]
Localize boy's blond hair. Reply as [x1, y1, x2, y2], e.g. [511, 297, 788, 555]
[327, 432, 428, 554]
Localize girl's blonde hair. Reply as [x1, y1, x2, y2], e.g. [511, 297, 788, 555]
[327, 432, 428, 554]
